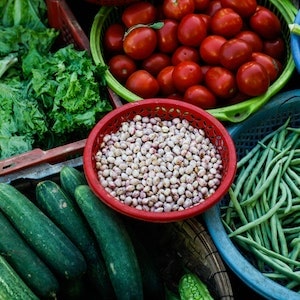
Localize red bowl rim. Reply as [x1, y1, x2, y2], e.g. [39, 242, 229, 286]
[83, 98, 237, 222]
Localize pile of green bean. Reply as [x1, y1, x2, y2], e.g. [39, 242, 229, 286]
[222, 118, 300, 292]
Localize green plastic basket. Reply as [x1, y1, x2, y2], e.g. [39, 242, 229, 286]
[90, 0, 297, 123]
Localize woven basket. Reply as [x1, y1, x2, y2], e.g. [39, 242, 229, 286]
[90, 0, 297, 123]
[129, 217, 234, 299]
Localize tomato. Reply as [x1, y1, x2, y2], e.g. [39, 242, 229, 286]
[249, 6, 281, 40]
[251, 52, 281, 82]
[200, 65, 211, 76]
[177, 14, 207, 47]
[183, 85, 217, 109]
[236, 61, 270, 96]
[172, 46, 200, 65]
[194, 0, 210, 12]
[263, 37, 285, 60]
[167, 93, 183, 100]
[142, 53, 171, 76]
[123, 27, 157, 60]
[205, 66, 237, 98]
[156, 19, 179, 53]
[219, 38, 252, 70]
[172, 61, 203, 93]
[103, 23, 125, 53]
[108, 54, 137, 83]
[122, 2, 157, 28]
[235, 30, 263, 52]
[162, 0, 195, 20]
[199, 35, 227, 65]
[220, 0, 257, 17]
[210, 8, 243, 38]
[204, 0, 222, 16]
[157, 66, 176, 96]
[125, 70, 160, 98]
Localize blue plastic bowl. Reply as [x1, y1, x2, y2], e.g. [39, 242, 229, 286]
[204, 90, 300, 300]
[291, 10, 300, 73]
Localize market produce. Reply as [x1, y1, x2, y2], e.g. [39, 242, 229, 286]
[75, 184, 143, 300]
[0, 0, 112, 160]
[94, 114, 223, 213]
[0, 255, 39, 300]
[0, 183, 87, 280]
[103, 0, 284, 109]
[222, 119, 300, 292]
[35, 180, 114, 298]
[179, 272, 214, 300]
[0, 210, 59, 298]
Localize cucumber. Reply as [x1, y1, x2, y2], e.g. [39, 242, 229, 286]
[0, 183, 87, 280]
[60, 166, 87, 198]
[35, 179, 114, 298]
[0, 255, 39, 300]
[75, 184, 143, 300]
[0, 210, 59, 298]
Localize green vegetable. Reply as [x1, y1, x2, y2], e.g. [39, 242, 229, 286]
[179, 273, 214, 300]
[75, 185, 143, 300]
[0, 53, 18, 78]
[0, 255, 39, 300]
[0, 210, 59, 298]
[289, 23, 300, 36]
[0, 183, 87, 280]
[222, 120, 300, 291]
[35, 179, 114, 298]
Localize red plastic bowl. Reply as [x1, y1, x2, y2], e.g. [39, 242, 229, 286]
[83, 99, 237, 222]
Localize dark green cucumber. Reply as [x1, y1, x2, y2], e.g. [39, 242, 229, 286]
[35, 179, 114, 298]
[0, 183, 87, 280]
[0, 210, 59, 298]
[75, 184, 143, 300]
[60, 166, 87, 198]
[0, 255, 39, 300]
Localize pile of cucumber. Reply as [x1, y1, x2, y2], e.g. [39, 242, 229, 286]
[0, 166, 214, 300]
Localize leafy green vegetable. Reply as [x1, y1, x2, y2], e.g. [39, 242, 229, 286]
[0, 1, 112, 160]
[0, 0, 47, 30]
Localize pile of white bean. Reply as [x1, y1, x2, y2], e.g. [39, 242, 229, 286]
[95, 114, 223, 213]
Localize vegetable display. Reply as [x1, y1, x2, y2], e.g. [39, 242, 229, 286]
[0, 0, 112, 160]
[0, 166, 217, 299]
[103, 0, 285, 109]
[222, 119, 300, 292]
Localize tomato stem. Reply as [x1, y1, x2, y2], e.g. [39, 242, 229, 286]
[124, 22, 164, 39]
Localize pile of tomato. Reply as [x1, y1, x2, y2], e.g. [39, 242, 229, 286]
[103, 0, 285, 109]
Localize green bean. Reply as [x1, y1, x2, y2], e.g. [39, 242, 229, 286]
[283, 226, 300, 235]
[229, 183, 287, 238]
[232, 235, 300, 268]
[283, 172, 300, 197]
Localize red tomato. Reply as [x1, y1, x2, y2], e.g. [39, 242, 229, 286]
[200, 65, 211, 76]
[205, 66, 237, 98]
[210, 8, 243, 38]
[172, 46, 200, 65]
[104, 23, 125, 53]
[162, 0, 195, 20]
[251, 52, 281, 82]
[184, 85, 217, 109]
[142, 53, 171, 76]
[235, 30, 263, 52]
[236, 61, 270, 96]
[109, 54, 137, 83]
[219, 38, 252, 70]
[123, 27, 157, 60]
[263, 38, 285, 60]
[177, 13, 207, 47]
[122, 2, 157, 28]
[220, 0, 257, 17]
[156, 19, 179, 53]
[126, 70, 160, 98]
[172, 61, 203, 93]
[194, 0, 210, 11]
[249, 6, 281, 40]
[204, 0, 222, 16]
[157, 66, 176, 96]
[199, 35, 227, 65]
